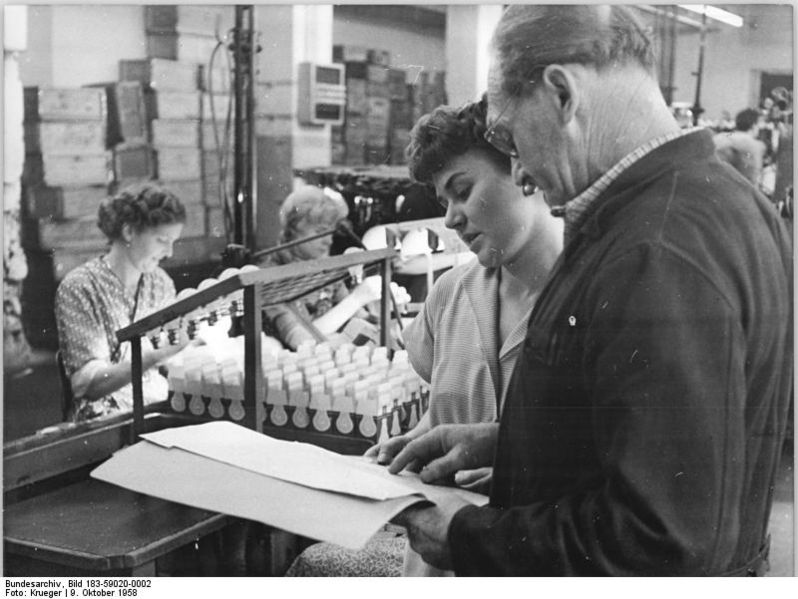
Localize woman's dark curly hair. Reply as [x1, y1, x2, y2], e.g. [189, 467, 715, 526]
[97, 183, 186, 242]
[405, 94, 511, 185]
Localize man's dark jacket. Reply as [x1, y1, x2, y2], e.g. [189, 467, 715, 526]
[449, 130, 793, 576]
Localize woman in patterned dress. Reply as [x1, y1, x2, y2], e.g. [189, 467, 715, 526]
[55, 183, 192, 422]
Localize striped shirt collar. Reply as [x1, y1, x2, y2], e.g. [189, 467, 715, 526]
[553, 127, 703, 244]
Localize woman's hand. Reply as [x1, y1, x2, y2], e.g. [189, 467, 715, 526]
[364, 433, 414, 465]
[365, 412, 432, 465]
[352, 276, 384, 305]
[388, 423, 499, 485]
[352, 277, 411, 311]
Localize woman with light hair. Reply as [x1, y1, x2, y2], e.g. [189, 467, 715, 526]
[260, 185, 391, 350]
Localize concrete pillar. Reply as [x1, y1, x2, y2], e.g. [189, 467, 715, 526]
[253, 4, 333, 250]
[445, 5, 503, 106]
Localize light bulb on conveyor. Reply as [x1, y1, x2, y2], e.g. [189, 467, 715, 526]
[228, 264, 260, 318]
[361, 224, 389, 251]
[401, 227, 437, 297]
[168, 288, 197, 345]
[217, 267, 241, 319]
[197, 277, 220, 326]
[149, 329, 165, 349]
[138, 303, 165, 349]
[343, 247, 365, 284]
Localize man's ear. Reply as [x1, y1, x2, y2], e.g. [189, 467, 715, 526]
[541, 65, 579, 124]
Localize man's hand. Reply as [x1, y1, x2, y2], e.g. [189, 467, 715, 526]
[391, 494, 471, 571]
[388, 423, 499, 484]
[454, 467, 493, 494]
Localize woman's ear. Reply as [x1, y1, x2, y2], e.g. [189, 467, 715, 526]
[541, 65, 579, 124]
[121, 223, 134, 245]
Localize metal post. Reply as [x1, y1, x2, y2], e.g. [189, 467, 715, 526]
[243, 283, 264, 432]
[666, 6, 677, 106]
[232, 5, 257, 251]
[131, 336, 144, 440]
[692, 10, 708, 126]
[379, 257, 391, 347]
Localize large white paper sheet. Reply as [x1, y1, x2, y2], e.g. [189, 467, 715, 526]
[91, 440, 426, 550]
[92, 423, 489, 550]
[141, 421, 417, 500]
[338, 454, 489, 507]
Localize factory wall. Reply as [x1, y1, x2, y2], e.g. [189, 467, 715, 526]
[668, 4, 793, 121]
[332, 6, 446, 76]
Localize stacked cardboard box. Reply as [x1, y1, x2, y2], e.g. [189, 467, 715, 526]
[389, 128, 412, 165]
[21, 88, 111, 345]
[387, 69, 411, 165]
[22, 87, 111, 246]
[24, 185, 109, 221]
[365, 65, 390, 159]
[119, 57, 204, 236]
[341, 60, 368, 166]
[200, 94, 234, 235]
[144, 5, 233, 64]
[337, 51, 393, 166]
[22, 88, 110, 192]
[411, 71, 447, 125]
[88, 80, 148, 148]
[130, 6, 235, 243]
[331, 125, 346, 165]
[333, 44, 369, 63]
[332, 45, 446, 167]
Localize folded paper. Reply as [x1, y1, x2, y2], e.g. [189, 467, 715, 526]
[91, 421, 487, 550]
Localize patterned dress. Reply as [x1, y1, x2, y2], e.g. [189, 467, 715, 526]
[55, 255, 175, 422]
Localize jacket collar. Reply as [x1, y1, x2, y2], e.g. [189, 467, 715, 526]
[568, 129, 716, 248]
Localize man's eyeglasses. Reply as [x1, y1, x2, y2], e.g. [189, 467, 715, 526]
[483, 68, 547, 158]
[483, 97, 519, 158]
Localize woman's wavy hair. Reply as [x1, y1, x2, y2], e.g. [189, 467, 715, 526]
[97, 183, 186, 242]
[405, 94, 511, 185]
[492, 5, 656, 99]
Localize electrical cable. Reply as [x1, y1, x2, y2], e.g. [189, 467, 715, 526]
[207, 26, 235, 243]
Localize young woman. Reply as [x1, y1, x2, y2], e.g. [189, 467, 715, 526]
[287, 96, 563, 576]
[376, 96, 562, 468]
[55, 183, 193, 422]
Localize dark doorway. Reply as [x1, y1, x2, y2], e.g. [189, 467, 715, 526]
[759, 72, 793, 104]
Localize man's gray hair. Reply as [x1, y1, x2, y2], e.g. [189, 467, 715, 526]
[492, 5, 656, 97]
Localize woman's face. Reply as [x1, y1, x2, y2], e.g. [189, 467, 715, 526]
[433, 149, 538, 269]
[124, 222, 183, 273]
[290, 219, 334, 261]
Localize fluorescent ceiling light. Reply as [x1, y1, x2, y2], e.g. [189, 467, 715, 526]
[679, 5, 744, 28]
[637, 5, 705, 29]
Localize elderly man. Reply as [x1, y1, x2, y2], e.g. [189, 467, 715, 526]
[387, 5, 793, 576]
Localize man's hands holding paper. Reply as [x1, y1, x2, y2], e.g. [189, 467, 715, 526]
[372, 423, 499, 570]
[391, 494, 471, 571]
